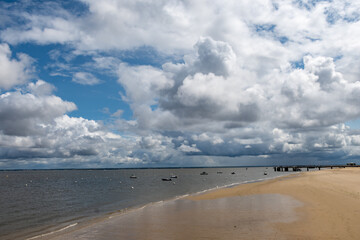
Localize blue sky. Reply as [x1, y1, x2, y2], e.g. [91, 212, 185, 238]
[1, 0, 360, 169]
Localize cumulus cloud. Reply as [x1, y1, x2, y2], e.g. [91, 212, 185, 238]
[0, 43, 34, 90]
[117, 37, 260, 132]
[274, 55, 360, 129]
[113, 34, 360, 163]
[192, 37, 236, 77]
[0, 81, 76, 136]
[0, 114, 129, 162]
[2, 0, 360, 167]
[27, 80, 56, 96]
[0, 79, 184, 167]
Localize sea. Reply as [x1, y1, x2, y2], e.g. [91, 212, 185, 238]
[0, 167, 293, 240]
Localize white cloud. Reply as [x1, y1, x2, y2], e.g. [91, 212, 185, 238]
[178, 144, 201, 153]
[1, 14, 81, 45]
[192, 37, 236, 77]
[72, 72, 100, 85]
[27, 80, 56, 96]
[0, 43, 34, 90]
[273, 55, 360, 129]
[0, 81, 76, 136]
[0, 114, 136, 164]
[117, 62, 174, 128]
[111, 109, 123, 117]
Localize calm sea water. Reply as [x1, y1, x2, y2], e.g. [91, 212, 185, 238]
[0, 167, 292, 239]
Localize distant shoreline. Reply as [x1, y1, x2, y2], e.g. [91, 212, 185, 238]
[0, 166, 265, 171]
[1, 164, 357, 171]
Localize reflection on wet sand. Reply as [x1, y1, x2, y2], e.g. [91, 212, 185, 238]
[48, 194, 301, 240]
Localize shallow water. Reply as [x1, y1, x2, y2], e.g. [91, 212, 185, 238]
[0, 167, 292, 239]
[50, 194, 303, 240]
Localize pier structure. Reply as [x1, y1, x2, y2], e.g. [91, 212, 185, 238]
[273, 164, 358, 172]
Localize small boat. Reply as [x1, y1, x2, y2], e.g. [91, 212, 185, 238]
[231, 172, 236, 175]
[264, 172, 268, 175]
[217, 171, 223, 174]
[200, 171, 208, 175]
[130, 174, 137, 179]
[170, 174, 178, 178]
[162, 178, 172, 181]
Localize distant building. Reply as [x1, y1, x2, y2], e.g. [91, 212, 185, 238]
[346, 162, 356, 166]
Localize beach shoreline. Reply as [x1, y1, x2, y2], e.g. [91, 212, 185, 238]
[34, 168, 360, 239]
[190, 167, 360, 239]
[2, 167, 286, 240]
[17, 170, 291, 240]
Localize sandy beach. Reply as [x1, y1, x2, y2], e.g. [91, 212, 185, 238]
[41, 168, 360, 240]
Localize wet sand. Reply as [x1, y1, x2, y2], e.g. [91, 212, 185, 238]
[42, 168, 360, 240]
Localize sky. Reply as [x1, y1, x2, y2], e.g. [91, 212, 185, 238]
[1, 0, 360, 169]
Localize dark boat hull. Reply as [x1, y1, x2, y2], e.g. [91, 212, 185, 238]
[162, 178, 172, 181]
